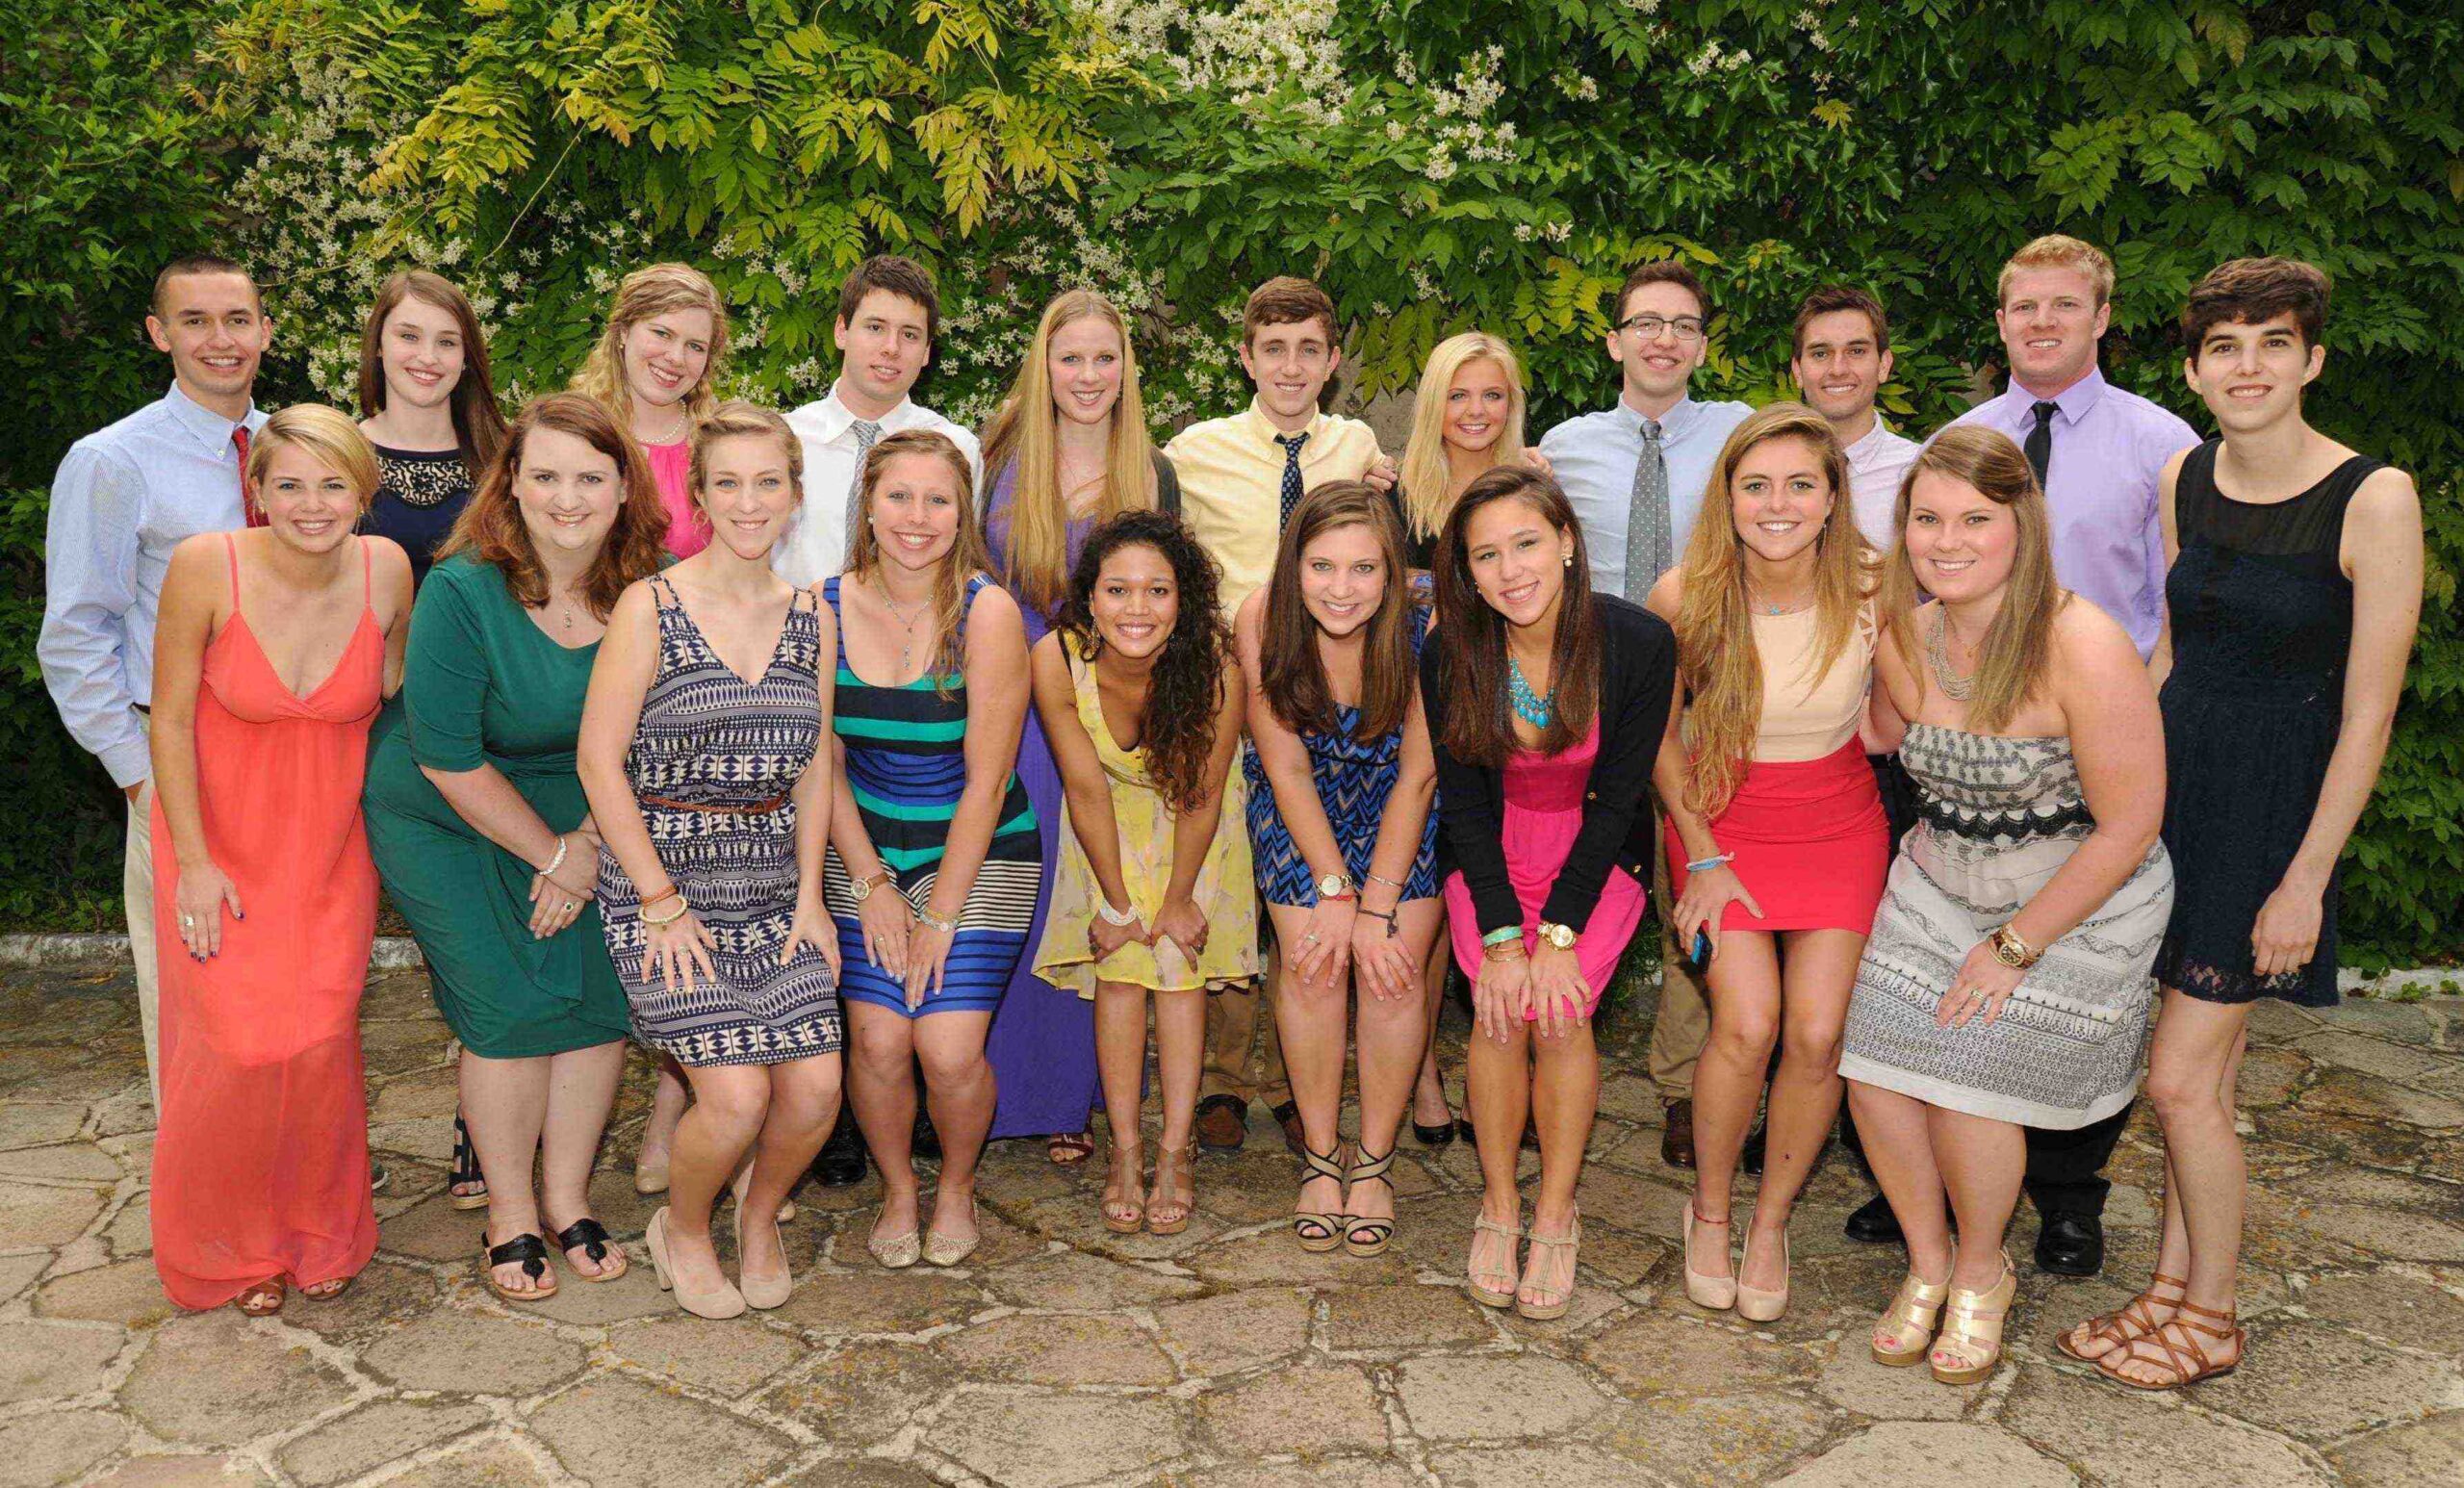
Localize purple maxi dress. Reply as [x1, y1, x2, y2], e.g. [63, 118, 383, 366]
[981, 463, 1103, 1138]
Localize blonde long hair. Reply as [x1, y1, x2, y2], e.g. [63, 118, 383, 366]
[1675, 402, 1875, 817]
[1881, 425, 2065, 733]
[977, 291, 1159, 617]
[569, 263, 731, 427]
[1399, 332, 1528, 546]
[842, 429, 996, 692]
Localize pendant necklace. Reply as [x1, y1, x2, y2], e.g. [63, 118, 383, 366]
[876, 577, 932, 675]
[1508, 654, 1556, 729]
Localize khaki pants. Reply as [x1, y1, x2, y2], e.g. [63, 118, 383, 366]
[125, 782, 163, 1113]
[1201, 958, 1290, 1110]
[1645, 803, 1713, 1104]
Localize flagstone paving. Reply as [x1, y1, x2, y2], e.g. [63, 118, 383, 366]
[1, 960, 2458, 1485]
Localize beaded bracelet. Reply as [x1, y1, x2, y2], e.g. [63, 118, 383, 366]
[915, 906, 960, 935]
[541, 834, 570, 879]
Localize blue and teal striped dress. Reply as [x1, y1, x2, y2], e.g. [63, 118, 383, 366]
[821, 574, 1040, 1016]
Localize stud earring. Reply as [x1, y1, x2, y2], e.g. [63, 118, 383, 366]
[1561, 552, 1573, 568]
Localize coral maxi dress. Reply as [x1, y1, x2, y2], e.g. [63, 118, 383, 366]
[149, 536, 384, 1308]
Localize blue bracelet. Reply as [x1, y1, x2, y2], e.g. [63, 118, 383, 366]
[1481, 925, 1524, 947]
[1685, 852, 1733, 875]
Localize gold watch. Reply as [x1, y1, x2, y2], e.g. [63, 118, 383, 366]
[850, 868, 893, 904]
[1989, 924, 2040, 969]
[1536, 921, 1578, 951]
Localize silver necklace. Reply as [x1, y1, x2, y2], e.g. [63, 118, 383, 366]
[875, 577, 932, 673]
[1926, 607, 1977, 701]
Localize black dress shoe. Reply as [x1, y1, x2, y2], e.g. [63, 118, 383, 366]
[1661, 1099, 1697, 1169]
[2035, 1213, 2105, 1276]
[810, 1119, 867, 1188]
[1412, 1111, 1458, 1146]
[1740, 1122, 1766, 1177]
[1843, 1193, 1902, 1244]
[912, 1110, 941, 1162]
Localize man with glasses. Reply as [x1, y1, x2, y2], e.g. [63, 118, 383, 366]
[1538, 260, 1752, 1169]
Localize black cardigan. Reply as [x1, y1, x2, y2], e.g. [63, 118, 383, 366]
[1420, 593, 1678, 937]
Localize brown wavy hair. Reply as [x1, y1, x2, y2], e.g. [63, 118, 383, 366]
[1058, 509, 1232, 814]
[1881, 424, 2066, 733]
[842, 429, 993, 691]
[1674, 402, 1877, 817]
[1259, 481, 1420, 743]
[355, 269, 509, 481]
[1430, 465, 1602, 766]
[436, 393, 670, 619]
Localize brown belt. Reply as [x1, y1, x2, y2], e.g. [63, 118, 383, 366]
[640, 791, 787, 815]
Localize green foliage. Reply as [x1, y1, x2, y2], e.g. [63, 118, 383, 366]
[13, 0, 2464, 961]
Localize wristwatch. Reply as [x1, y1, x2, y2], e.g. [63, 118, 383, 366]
[1989, 924, 2041, 969]
[849, 868, 893, 904]
[1536, 921, 1578, 951]
[1316, 872, 1357, 902]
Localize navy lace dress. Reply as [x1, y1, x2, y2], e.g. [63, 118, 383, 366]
[2155, 440, 2380, 1008]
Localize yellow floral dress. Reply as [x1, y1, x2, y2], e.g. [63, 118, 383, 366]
[1034, 643, 1258, 997]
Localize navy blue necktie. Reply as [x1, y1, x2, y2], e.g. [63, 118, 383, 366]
[1275, 431, 1310, 530]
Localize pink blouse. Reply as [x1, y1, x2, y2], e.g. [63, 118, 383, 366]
[646, 440, 706, 558]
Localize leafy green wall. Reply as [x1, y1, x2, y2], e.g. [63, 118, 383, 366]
[10, 0, 2460, 962]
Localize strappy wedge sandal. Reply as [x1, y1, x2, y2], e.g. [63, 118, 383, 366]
[1870, 1269, 1951, 1367]
[1930, 1252, 2015, 1385]
[2095, 1300, 2245, 1391]
[481, 1233, 557, 1302]
[1515, 1208, 1581, 1321]
[449, 1114, 489, 1210]
[1146, 1142, 1196, 1237]
[1101, 1142, 1145, 1235]
[1466, 1208, 1524, 1308]
[1342, 1145, 1397, 1258]
[2058, 1270, 2187, 1362]
[1292, 1142, 1347, 1253]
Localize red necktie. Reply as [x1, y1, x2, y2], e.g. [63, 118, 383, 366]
[234, 425, 268, 528]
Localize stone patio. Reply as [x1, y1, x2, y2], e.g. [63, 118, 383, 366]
[1, 958, 2459, 1486]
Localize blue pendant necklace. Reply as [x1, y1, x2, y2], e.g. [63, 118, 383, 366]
[1508, 654, 1555, 729]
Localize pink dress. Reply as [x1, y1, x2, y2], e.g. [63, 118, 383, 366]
[1444, 722, 1648, 1017]
[646, 439, 706, 557]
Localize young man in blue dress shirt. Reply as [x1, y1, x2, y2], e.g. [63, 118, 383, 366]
[1538, 260, 1753, 1169]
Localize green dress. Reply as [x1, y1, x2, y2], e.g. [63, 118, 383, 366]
[364, 553, 629, 1057]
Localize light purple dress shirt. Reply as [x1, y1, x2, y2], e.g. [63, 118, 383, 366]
[1943, 368, 2196, 658]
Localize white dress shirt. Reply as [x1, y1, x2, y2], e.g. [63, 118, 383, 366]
[1537, 395, 1755, 599]
[39, 382, 264, 786]
[772, 386, 984, 587]
[1843, 418, 1923, 550]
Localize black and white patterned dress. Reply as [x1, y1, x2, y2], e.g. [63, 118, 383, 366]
[1838, 724, 2173, 1129]
[599, 577, 841, 1065]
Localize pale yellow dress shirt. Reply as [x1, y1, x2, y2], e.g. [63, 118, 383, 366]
[1164, 399, 1383, 614]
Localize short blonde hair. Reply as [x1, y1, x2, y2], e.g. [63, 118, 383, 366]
[1997, 234, 2115, 309]
[246, 404, 378, 512]
[688, 400, 804, 505]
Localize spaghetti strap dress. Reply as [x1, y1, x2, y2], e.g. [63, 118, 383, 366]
[2155, 441, 2379, 1008]
[598, 577, 841, 1064]
[1243, 603, 1440, 906]
[1034, 640, 1259, 997]
[149, 536, 384, 1308]
[821, 574, 1041, 1016]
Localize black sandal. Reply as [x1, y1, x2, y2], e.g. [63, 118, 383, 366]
[1293, 1142, 1347, 1253]
[449, 1114, 489, 1210]
[552, 1218, 627, 1282]
[482, 1233, 557, 1302]
[1343, 1146, 1397, 1257]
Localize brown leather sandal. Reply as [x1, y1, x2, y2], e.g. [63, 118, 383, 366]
[2058, 1270, 2187, 1362]
[2095, 1299, 2244, 1391]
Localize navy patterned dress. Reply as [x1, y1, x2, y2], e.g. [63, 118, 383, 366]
[1244, 603, 1440, 907]
[600, 577, 840, 1065]
[822, 574, 1040, 1017]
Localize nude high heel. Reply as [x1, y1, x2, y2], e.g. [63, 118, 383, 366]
[1681, 1204, 1736, 1311]
[1734, 1213, 1791, 1322]
[1871, 1270, 1951, 1366]
[648, 1207, 746, 1321]
[732, 1204, 792, 1310]
[1932, 1251, 2016, 1385]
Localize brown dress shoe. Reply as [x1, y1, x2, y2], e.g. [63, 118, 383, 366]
[1270, 1100, 1306, 1159]
[1661, 1099, 1698, 1169]
[1194, 1094, 1248, 1151]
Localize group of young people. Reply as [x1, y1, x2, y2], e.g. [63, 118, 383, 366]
[42, 232, 2421, 1394]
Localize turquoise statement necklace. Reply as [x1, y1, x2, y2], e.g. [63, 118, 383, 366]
[1508, 654, 1555, 728]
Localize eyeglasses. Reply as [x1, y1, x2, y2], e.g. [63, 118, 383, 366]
[1617, 314, 1706, 343]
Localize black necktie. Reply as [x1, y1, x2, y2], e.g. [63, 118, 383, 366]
[1275, 431, 1310, 530]
[2024, 400, 2058, 489]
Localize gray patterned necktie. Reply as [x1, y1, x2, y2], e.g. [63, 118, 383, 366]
[1622, 417, 1670, 598]
[842, 419, 885, 559]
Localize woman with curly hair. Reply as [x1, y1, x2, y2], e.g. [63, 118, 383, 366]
[1033, 510, 1257, 1235]
[363, 393, 670, 1303]
[570, 262, 726, 559]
